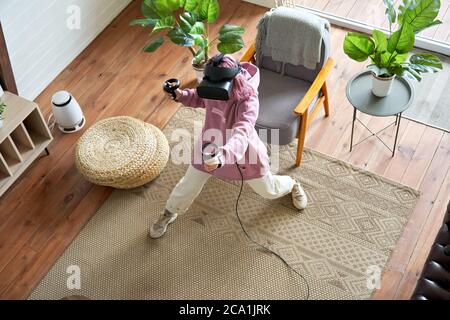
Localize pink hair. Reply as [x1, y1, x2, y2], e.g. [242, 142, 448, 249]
[209, 55, 256, 102]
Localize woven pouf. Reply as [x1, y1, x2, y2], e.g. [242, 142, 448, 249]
[75, 116, 170, 189]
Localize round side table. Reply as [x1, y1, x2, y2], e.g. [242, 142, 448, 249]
[346, 70, 415, 156]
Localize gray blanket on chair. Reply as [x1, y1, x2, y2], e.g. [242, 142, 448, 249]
[257, 7, 330, 70]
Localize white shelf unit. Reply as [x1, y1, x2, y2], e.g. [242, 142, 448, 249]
[0, 92, 53, 197]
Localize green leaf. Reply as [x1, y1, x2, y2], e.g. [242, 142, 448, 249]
[141, 1, 160, 18]
[219, 24, 245, 42]
[153, 0, 180, 16]
[399, 0, 441, 32]
[382, 51, 393, 64]
[199, 0, 220, 23]
[383, 0, 397, 26]
[398, 0, 415, 24]
[0, 100, 6, 117]
[343, 32, 375, 62]
[402, 65, 422, 81]
[190, 21, 205, 35]
[180, 12, 199, 33]
[218, 38, 244, 54]
[409, 53, 443, 71]
[185, 0, 199, 12]
[219, 32, 244, 43]
[372, 50, 392, 67]
[388, 64, 405, 76]
[166, 0, 181, 10]
[168, 27, 195, 46]
[143, 37, 164, 52]
[217, 24, 245, 54]
[189, 21, 205, 46]
[372, 30, 388, 51]
[395, 53, 409, 63]
[372, 51, 382, 66]
[151, 16, 175, 33]
[219, 24, 245, 34]
[409, 63, 433, 73]
[194, 47, 205, 65]
[387, 24, 415, 53]
[190, 34, 204, 46]
[130, 18, 158, 27]
[414, 19, 442, 32]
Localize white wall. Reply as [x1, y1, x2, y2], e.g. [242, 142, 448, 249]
[0, 0, 132, 100]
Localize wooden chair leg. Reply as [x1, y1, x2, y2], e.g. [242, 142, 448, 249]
[322, 81, 330, 117]
[296, 111, 308, 167]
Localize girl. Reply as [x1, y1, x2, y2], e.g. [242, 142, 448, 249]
[149, 55, 307, 239]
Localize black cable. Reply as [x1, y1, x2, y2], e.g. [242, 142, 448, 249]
[234, 164, 310, 300]
[201, 142, 310, 299]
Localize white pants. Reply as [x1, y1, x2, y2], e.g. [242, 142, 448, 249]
[166, 165, 295, 215]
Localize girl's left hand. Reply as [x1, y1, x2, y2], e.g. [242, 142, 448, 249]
[204, 163, 218, 172]
[204, 156, 221, 172]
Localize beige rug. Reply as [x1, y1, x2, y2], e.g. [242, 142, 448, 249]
[30, 108, 420, 300]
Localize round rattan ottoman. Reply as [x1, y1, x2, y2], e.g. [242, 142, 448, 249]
[75, 116, 170, 189]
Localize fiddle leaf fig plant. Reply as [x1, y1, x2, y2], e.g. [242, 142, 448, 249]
[343, 0, 443, 81]
[131, 0, 245, 67]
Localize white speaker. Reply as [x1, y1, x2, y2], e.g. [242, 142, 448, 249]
[51, 91, 85, 133]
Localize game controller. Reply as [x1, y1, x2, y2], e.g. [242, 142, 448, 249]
[163, 79, 180, 100]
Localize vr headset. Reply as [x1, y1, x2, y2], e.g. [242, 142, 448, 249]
[197, 54, 241, 101]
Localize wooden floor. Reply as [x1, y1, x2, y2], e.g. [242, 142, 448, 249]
[295, 0, 450, 44]
[0, 0, 448, 300]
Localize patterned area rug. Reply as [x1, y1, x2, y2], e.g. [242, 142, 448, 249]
[30, 108, 420, 300]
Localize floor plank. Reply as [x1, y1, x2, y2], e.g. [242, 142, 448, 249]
[394, 133, 450, 299]
[400, 127, 443, 189]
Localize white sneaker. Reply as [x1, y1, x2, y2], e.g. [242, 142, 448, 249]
[149, 210, 178, 239]
[292, 178, 307, 210]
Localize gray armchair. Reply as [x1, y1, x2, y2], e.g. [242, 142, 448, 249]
[240, 16, 334, 167]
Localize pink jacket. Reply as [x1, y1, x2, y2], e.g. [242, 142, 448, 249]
[178, 62, 270, 181]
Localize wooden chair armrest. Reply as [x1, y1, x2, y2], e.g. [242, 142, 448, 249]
[240, 40, 256, 63]
[294, 57, 334, 115]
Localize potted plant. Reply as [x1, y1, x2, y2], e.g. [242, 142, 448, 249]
[0, 99, 6, 129]
[131, 0, 245, 83]
[343, 0, 443, 97]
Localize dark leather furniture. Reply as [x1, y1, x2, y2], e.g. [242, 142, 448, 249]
[411, 201, 450, 300]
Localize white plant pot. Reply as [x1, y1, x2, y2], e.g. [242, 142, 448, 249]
[192, 60, 205, 84]
[0, 119, 3, 129]
[372, 73, 395, 97]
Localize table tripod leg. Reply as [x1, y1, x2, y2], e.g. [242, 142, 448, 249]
[392, 113, 402, 157]
[350, 108, 356, 152]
